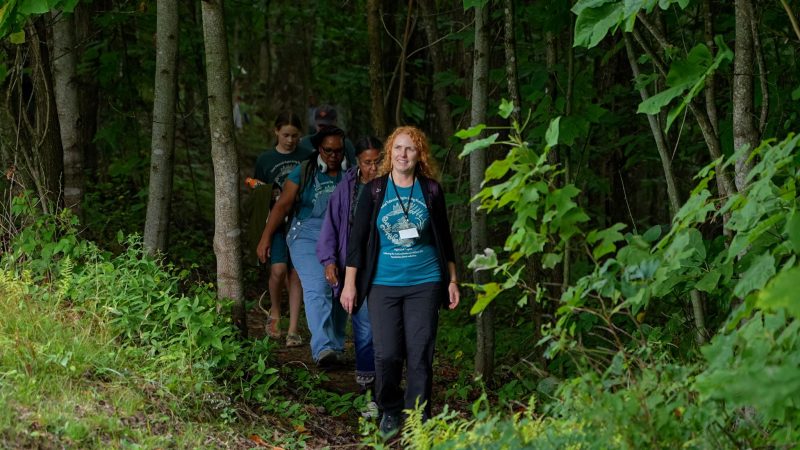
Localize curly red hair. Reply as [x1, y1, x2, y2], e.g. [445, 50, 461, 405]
[379, 126, 440, 180]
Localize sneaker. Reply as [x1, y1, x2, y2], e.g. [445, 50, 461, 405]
[379, 413, 401, 437]
[361, 401, 379, 419]
[317, 348, 338, 368]
[286, 333, 303, 347]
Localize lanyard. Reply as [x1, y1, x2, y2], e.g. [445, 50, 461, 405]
[390, 173, 415, 220]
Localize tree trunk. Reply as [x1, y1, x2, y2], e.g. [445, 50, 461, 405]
[201, 0, 247, 335]
[470, 2, 493, 381]
[51, 9, 83, 218]
[367, 0, 387, 137]
[502, 0, 520, 123]
[74, 0, 102, 178]
[733, 0, 758, 192]
[3, 20, 64, 213]
[144, 0, 180, 255]
[625, 35, 706, 343]
[419, 0, 455, 146]
[394, 0, 416, 127]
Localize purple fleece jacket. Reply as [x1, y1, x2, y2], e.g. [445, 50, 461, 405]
[316, 166, 360, 298]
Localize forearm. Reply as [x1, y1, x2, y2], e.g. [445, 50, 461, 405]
[262, 202, 290, 242]
[447, 261, 458, 283]
[343, 266, 358, 287]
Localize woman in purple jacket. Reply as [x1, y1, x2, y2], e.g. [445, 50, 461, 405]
[316, 137, 382, 412]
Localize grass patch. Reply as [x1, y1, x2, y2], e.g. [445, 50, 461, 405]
[0, 273, 291, 449]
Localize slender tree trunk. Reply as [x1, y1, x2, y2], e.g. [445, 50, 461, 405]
[201, 0, 247, 335]
[703, 0, 720, 136]
[626, 35, 706, 343]
[74, 0, 101, 178]
[51, 10, 83, 218]
[470, 2, 493, 381]
[502, 0, 520, 123]
[367, 0, 387, 137]
[394, 0, 416, 127]
[419, 0, 458, 178]
[733, 0, 758, 191]
[632, 17, 736, 198]
[144, 0, 180, 255]
[258, 0, 270, 88]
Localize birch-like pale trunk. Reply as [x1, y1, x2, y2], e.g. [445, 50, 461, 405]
[470, 2, 493, 381]
[51, 10, 83, 217]
[144, 0, 179, 255]
[201, 0, 247, 335]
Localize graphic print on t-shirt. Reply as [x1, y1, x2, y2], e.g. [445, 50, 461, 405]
[272, 160, 300, 188]
[379, 200, 428, 249]
[373, 179, 441, 286]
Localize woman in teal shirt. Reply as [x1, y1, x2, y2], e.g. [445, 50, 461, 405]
[341, 126, 460, 435]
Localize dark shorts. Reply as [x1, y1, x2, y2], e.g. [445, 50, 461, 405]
[270, 231, 292, 268]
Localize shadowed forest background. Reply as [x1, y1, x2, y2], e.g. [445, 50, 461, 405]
[1, 0, 800, 448]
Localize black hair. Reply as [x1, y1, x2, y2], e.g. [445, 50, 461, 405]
[274, 111, 302, 130]
[354, 136, 382, 157]
[310, 126, 345, 149]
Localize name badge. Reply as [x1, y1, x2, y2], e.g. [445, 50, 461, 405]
[399, 226, 420, 240]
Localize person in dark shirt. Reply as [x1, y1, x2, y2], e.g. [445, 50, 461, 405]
[253, 112, 309, 347]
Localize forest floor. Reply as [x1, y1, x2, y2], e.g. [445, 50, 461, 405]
[244, 285, 468, 449]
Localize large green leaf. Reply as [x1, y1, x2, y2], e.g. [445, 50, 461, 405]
[734, 252, 776, 298]
[17, 0, 50, 15]
[573, 2, 624, 48]
[757, 266, 800, 319]
[459, 133, 498, 158]
[545, 116, 561, 148]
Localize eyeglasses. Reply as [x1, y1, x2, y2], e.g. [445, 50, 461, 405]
[320, 147, 344, 155]
[359, 160, 382, 168]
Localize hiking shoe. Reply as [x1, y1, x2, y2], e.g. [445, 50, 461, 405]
[379, 413, 401, 437]
[317, 348, 338, 368]
[267, 316, 280, 339]
[361, 401, 379, 419]
[286, 333, 303, 347]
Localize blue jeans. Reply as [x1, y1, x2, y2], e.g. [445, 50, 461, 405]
[287, 218, 347, 361]
[353, 298, 375, 376]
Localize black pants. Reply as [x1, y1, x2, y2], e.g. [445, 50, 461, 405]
[369, 282, 441, 417]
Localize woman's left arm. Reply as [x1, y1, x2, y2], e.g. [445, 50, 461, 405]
[432, 181, 459, 309]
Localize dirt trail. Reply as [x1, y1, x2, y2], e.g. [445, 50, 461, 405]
[246, 306, 367, 448]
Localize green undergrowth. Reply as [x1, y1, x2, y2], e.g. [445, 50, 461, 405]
[0, 199, 320, 449]
[380, 129, 800, 448]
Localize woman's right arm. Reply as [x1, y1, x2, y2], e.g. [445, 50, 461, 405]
[340, 266, 359, 314]
[256, 179, 299, 263]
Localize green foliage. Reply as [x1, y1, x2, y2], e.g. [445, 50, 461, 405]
[637, 36, 733, 131]
[0, 0, 79, 40]
[1, 201, 314, 437]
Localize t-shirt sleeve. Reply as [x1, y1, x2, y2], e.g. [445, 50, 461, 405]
[286, 163, 302, 186]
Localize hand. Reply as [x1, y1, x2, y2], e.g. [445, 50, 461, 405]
[256, 234, 272, 264]
[340, 282, 356, 315]
[325, 264, 339, 287]
[448, 282, 460, 310]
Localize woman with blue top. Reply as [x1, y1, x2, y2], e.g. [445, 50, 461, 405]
[341, 126, 460, 435]
[316, 136, 382, 413]
[257, 126, 348, 367]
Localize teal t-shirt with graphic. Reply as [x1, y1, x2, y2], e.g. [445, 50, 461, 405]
[254, 146, 313, 188]
[286, 164, 342, 220]
[373, 177, 441, 286]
